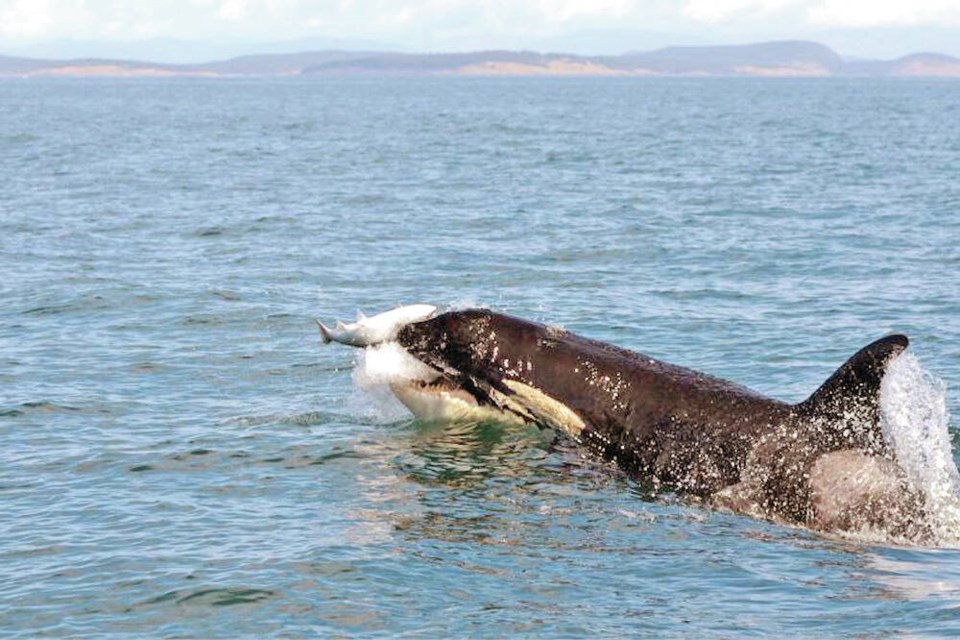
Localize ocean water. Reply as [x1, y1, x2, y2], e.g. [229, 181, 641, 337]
[2, 77, 960, 636]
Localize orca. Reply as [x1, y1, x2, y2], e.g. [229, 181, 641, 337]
[320, 305, 927, 540]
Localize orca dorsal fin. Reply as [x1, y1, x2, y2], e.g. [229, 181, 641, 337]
[797, 334, 909, 453]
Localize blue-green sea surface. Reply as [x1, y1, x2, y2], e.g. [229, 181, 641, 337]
[2, 77, 960, 637]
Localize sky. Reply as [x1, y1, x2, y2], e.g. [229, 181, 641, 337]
[2, 0, 960, 61]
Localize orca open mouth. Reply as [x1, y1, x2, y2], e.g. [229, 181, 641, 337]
[388, 373, 528, 426]
[401, 376, 490, 407]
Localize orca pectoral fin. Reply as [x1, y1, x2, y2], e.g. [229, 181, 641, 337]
[797, 334, 908, 452]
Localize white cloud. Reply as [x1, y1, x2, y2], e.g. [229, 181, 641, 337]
[807, 0, 960, 27]
[537, 0, 632, 23]
[217, 0, 247, 21]
[377, 6, 413, 28]
[0, 0, 54, 37]
[683, 0, 796, 23]
[683, 0, 960, 26]
[1, 0, 959, 50]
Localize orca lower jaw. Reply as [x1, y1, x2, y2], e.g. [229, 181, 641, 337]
[388, 377, 527, 426]
[387, 367, 590, 445]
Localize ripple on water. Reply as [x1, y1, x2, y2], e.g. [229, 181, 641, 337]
[144, 587, 277, 607]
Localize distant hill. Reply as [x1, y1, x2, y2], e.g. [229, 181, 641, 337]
[0, 50, 378, 77]
[0, 54, 59, 75]
[612, 41, 844, 76]
[300, 50, 619, 76]
[191, 50, 381, 75]
[2, 40, 960, 78]
[889, 52, 960, 77]
[0, 54, 194, 77]
[302, 42, 960, 77]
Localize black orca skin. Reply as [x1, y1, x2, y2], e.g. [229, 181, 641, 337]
[396, 309, 923, 535]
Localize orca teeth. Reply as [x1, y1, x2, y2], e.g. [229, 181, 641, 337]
[416, 378, 461, 392]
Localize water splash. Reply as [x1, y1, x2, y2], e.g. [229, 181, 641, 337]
[349, 342, 436, 424]
[346, 300, 471, 423]
[880, 352, 960, 545]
